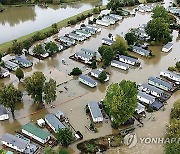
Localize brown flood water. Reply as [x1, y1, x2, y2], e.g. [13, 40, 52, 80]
[0, 6, 180, 154]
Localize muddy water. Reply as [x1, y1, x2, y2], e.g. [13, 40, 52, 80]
[0, 0, 108, 44]
[0, 4, 180, 154]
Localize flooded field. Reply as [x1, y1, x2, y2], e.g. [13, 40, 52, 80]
[0, 2, 180, 154]
[0, 0, 108, 44]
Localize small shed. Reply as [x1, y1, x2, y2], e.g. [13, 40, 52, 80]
[37, 118, 45, 127]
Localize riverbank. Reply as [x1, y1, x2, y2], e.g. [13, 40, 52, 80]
[0, 5, 106, 53]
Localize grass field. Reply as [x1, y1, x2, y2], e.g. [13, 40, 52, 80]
[0, 5, 106, 53]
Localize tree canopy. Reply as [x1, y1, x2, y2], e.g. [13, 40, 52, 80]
[98, 71, 108, 83]
[24, 72, 57, 104]
[15, 68, 24, 82]
[98, 45, 115, 66]
[0, 84, 22, 119]
[33, 44, 45, 57]
[125, 32, 137, 45]
[57, 128, 74, 147]
[103, 80, 138, 128]
[45, 42, 59, 55]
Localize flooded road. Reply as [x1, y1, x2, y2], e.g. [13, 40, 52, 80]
[0, 0, 108, 44]
[0, 2, 180, 154]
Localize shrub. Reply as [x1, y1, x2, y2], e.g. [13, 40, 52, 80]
[91, 60, 97, 69]
[93, 7, 100, 14]
[88, 20, 94, 25]
[146, 106, 154, 113]
[70, 67, 82, 75]
[175, 62, 180, 70]
[168, 66, 176, 72]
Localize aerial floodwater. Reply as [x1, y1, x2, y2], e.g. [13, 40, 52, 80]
[0, 0, 179, 154]
[0, 0, 108, 44]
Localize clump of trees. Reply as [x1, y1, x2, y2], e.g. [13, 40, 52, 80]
[57, 128, 75, 147]
[164, 99, 180, 154]
[125, 31, 138, 45]
[70, 67, 82, 75]
[24, 72, 57, 104]
[145, 5, 172, 43]
[0, 84, 22, 119]
[33, 44, 46, 59]
[103, 80, 138, 128]
[45, 42, 59, 55]
[98, 35, 129, 66]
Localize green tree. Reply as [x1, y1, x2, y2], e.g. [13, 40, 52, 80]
[165, 142, 180, 154]
[24, 72, 46, 103]
[43, 78, 57, 105]
[111, 35, 128, 55]
[45, 42, 59, 55]
[33, 44, 45, 59]
[43, 146, 57, 154]
[11, 40, 23, 55]
[70, 67, 82, 75]
[104, 80, 138, 128]
[175, 62, 180, 70]
[98, 71, 108, 83]
[0, 51, 3, 64]
[91, 60, 97, 69]
[98, 45, 115, 66]
[57, 128, 74, 147]
[125, 32, 137, 45]
[145, 18, 172, 43]
[24, 72, 57, 104]
[0, 84, 22, 119]
[152, 5, 170, 23]
[23, 39, 32, 51]
[15, 68, 24, 82]
[170, 100, 180, 120]
[0, 149, 6, 154]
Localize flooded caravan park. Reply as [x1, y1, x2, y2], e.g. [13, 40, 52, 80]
[0, 0, 108, 44]
[0, 1, 180, 154]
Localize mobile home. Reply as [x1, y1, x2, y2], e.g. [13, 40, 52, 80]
[148, 77, 173, 91]
[117, 55, 139, 66]
[132, 46, 150, 57]
[13, 56, 33, 68]
[22, 123, 50, 144]
[90, 68, 109, 82]
[135, 103, 145, 114]
[102, 16, 115, 25]
[85, 25, 102, 32]
[0, 67, 10, 78]
[74, 52, 93, 64]
[79, 75, 97, 88]
[160, 70, 180, 83]
[59, 36, 76, 45]
[96, 20, 110, 27]
[80, 48, 96, 57]
[4, 61, 19, 71]
[45, 114, 65, 133]
[137, 91, 156, 104]
[162, 42, 173, 52]
[88, 101, 103, 123]
[68, 32, 85, 41]
[74, 29, 91, 38]
[102, 38, 114, 46]
[81, 27, 96, 35]
[111, 60, 129, 70]
[109, 14, 123, 20]
[0, 105, 9, 121]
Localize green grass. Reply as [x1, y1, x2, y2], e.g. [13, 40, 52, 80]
[0, 5, 106, 53]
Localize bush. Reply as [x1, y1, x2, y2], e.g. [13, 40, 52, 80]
[70, 67, 82, 75]
[146, 106, 154, 113]
[98, 71, 108, 83]
[168, 66, 176, 72]
[93, 7, 100, 14]
[91, 60, 97, 69]
[88, 20, 94, 25]
[175, 62, 180, 70]
[93, 18, 97, 23]
[68, 19, 77, 25]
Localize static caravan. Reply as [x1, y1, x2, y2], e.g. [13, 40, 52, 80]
[4, 60, 19, 71]
[59, 36, 76, 45]
[160, 70, 180, 83]
[96, 20, 110, 27]
[102, 38, 114, 46]
[13, 56, 33, 68]
[132, 46, 150, 57]
[137, 91, 156, 105]
[68, 32, 85, 41]
[101, 17, 115, 25]
[80, 48, 96, 57]
[0, 105, 9, 121]
[74, 29, 91, 38]
[103, 15, 118, 22]
[74, 52, 93, 64]
[138, 83, 164, 98]
[111, 60, 129, 70]
[81, 27, 96, 35]
[88, 101, 103, 123]
[135, 103, 145, 114]
[1, 133, 29, 153]
[0, 67, 10, 78]
[148, 77, 173, 91]
[22, 123, 50, 144]
[85, 25, 102, 32]
[109, 14, 123, 20]
[162, 42, 173, 52]
[79, 75, 97, 88]
[90, 68, 109, 82]
[118, 55, 139, 66]
[55, 110, 64, 120]
[45, 114, 65, 133]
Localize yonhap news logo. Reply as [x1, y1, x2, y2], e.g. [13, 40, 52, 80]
[123, 133, 180, 148]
